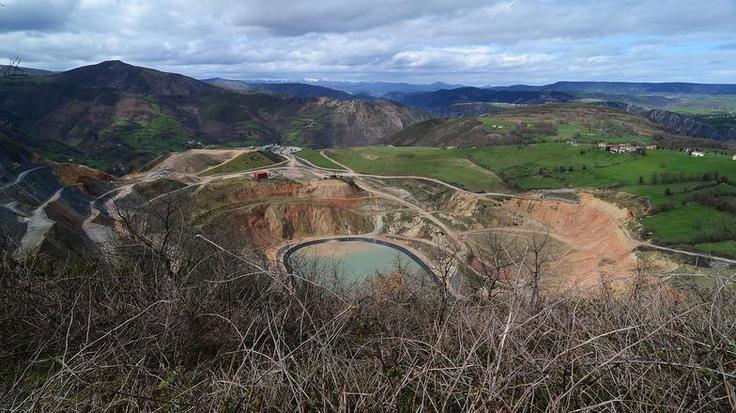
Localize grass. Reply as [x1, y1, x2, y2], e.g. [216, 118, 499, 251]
[694, 241, 736, 258]
[478, 116, 513, 132]
[283, 116, 329, 146]
[467, 144, 736, 189]
[467, 143, 736, 250]
[134, 179, 187, 201]
[201, 151, 284, 176]
[642, 205, 736, 244]
[100, 114, 191, 157]
[329, 143, 736, 253]
[533, 121, 653, 145]
[326, 146, 503, 192]
[296, 148, 345, 170]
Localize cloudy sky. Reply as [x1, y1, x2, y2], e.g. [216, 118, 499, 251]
[1, 0, 735, 85]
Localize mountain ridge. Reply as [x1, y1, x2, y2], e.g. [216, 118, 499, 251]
[0, 61, 426, 174]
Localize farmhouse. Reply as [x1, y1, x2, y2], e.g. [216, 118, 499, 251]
[185, 139, 203, 149]
[598, 142, 647, 154]
[253, 171, 269, 180]
[607, 143, 642, 154]
[684, 148, 705, 157]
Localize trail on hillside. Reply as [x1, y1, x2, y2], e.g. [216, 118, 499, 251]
[15, 186, 65, 257]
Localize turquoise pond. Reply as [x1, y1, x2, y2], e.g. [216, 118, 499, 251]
[286, 240, 426, 283]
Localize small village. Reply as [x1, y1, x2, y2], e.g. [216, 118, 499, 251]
[596, 142, 658, 154]
[592, 141, 717, 158]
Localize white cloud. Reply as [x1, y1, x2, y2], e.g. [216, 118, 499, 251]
[0, 0, 734, 83]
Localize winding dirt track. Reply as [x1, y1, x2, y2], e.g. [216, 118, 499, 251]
[15, 186, 66, 257]
[0, 166, 47, 190]
[72, 148, 736, 284]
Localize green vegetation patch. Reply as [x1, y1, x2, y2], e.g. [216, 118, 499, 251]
[479, 116, 514, 132]
[466, 144, 736, 190]
[282, 115, 330, 146]
[694, 241, 736, 258]
[100, 114, 191, 157]
[201, 151, 284, 176]
[326, 146, 503, 192]
[133, 178, 188, 201]
[296, 148, 345, 170]
[642, 205, 736, 245]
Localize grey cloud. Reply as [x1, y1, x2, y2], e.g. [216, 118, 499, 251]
[0, 0, 79, 32]
[224, 0, 483, 36]
[1, 0, 735, 84]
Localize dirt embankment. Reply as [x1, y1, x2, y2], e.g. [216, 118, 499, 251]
[205, 179, 372, 249]
[510, 193, 639, 288]
[50, 163, 118, 196]
[149, 149, 250, 174]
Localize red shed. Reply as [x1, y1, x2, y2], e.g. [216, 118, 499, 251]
[254, 171, 269, 180]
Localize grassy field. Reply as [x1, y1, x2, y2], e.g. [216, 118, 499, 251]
[479, 116, 514, 132]
[201, 151, 284, 176]
[468, 143, 736, 254]
[330, 143, 736, 255]
[467, 144, 736, 189]
[326, 146, 504, 192]
[296, 148, 345, 170]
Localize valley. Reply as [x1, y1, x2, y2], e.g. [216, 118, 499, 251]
[5, 138, 733, 300]
[4, 1, 736, 408]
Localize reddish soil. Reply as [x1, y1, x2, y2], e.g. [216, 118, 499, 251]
[510, 193, 639, 289]
[52, 162, 116, 186]
[209, 180, 371, 249]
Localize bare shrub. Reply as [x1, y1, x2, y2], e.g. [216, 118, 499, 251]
[1, 213, 735, 411]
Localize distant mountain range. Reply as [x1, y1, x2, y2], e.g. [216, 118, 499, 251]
[386, 87, 576, 116]
[307, 80, 464, 97]
[204, 78, 465, 98]
[1, 60, 734, 169]
[204, 78, 358, 100]
[0, 65, 56, 77]
[488, 81, 736, 96]
[0, 61, 425, 174]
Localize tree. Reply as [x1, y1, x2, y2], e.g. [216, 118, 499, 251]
[473, 231, 522, 296]
[1, 57, 21, 78]
[523, 232, 556, 306]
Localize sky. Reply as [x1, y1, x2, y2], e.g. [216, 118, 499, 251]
[0, 0, 735, 85]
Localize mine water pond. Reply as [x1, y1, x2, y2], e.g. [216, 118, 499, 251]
[286, 239, 430, 285]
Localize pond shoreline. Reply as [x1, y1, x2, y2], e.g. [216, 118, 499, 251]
[281, 236, 439, 285]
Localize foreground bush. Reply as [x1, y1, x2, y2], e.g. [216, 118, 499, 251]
[1, 242, 735, 411]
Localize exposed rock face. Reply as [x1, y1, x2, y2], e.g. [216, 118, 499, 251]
[603, 102, 735, 141]
[299, 98, 428, 146]
[207, 179, 373, 248]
